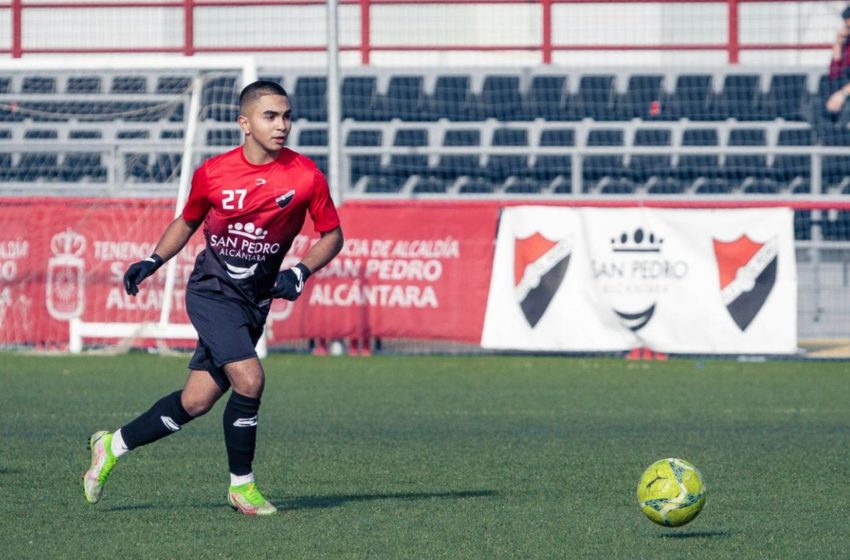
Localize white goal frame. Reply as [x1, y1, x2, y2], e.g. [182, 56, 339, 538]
[0, 55, 265, 355]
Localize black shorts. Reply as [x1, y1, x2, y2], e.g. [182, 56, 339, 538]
[185, 289, 268, 392]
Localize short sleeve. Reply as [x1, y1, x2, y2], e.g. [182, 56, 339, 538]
[182, 164, 212, 223]
[308, 169, 341, 233]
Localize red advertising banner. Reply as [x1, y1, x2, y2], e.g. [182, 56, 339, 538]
[0, 198, 497, 349]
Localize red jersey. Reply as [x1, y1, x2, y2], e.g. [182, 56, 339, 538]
[182, 146, 340, 305]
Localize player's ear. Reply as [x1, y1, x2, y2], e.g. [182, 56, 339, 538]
[237, 114, 251, 136]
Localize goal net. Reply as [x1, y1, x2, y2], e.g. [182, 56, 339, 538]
[0, 56, 258, 353]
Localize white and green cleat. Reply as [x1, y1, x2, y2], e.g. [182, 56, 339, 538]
[228, 482, 278, 516]
[83, 430, 117, 504]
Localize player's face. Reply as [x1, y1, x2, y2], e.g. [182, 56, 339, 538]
[239, 94, 292, 163]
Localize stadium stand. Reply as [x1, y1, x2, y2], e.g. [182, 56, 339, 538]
[0, 66, 848, 233]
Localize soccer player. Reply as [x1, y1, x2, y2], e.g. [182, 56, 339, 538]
[83, 80, 343, 515]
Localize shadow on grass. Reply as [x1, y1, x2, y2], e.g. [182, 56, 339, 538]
[99, 490, 497, 512]
[286, 489, 498, 510]
[658, 530, 730, 539]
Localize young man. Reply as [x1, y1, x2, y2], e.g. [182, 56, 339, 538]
[83, 80, 344, 515]
[826, 5, 850, 113]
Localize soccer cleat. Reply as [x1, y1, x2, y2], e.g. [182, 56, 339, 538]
[228, 482, 278, 516]
[83, 430, 117, 504]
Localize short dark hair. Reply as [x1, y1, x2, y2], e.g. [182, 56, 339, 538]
[843, 4, 850, 19]
[239, 80, 288, 113]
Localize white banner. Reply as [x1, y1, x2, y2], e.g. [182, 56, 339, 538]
[481, 206, 797, 354]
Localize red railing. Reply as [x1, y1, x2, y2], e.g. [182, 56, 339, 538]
[0, 0, 833, 63]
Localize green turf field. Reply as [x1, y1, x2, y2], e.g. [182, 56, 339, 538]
[1, 353, 848, 559]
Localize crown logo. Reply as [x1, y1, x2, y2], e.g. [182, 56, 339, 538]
[610, 228, 663, 253]
[50, 228, 86, 257]
[227, 222, 268, 241]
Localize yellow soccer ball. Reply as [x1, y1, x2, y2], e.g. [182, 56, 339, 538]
[637, 458, 706, 527]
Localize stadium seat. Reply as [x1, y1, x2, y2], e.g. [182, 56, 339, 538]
[66, 76, 102, 94]
[206, 129, 241, 147]
[342, 76, 377, 121]
[761, 73, 807, 121]
[677, 128, 720, 190]
[201, 75, 238, 121]
[725, 128, 769, 190]
[111, 76, 147, 94]
[773, 128, 813, 191]
[346, 128, 382, 184]
[629, 128, 672, 187]
[427, 75, 473, 121]
[713, 74, 760, 121]
[479, 75, 523, 121]
[292, 76, 327, 122]
[298, 128, 328, 146]
[69, 129, 102, 140]
[534, 127, 574, 192]
[22, 76, 56, 94]
[16, 152, 61, 181]
[433, 128, 481, 182]
[62, 152, 106, 182]
[567, 75, 615, 121]
[485, 127, 529, 182]
[616, 75, 663, 120]
[124, 153, 151, 181]
[822, 155, 850, 192]
[583, 128, 624, 191]
[457, 177, 497, 194]
[377, 75, 425, 121]
[411, 176, 449, 194]
[156, 76, 192, 94]
[523, 75, 567, 120]
[0, 77, 10, 94]
[503, 177, 546, 194]
[149, 153, 181, 182]
[381, 128, 430, 189]
[661, 74, 712, 121]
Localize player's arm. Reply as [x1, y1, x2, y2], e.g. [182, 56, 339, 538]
[123, 216, 203, 296]
[271, 226, 344, 301]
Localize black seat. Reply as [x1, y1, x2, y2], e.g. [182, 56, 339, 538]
[773, 128, 813, 189]
[822, 155, 850, 191]
[713, 74, 760, 121]
[22, 76, 56, 94]
[523, 75, 566, 120]
[567, 75, 615, 120]
[534, 128, 574, 192]
[484, 127, 529, 182]
[433, 128, 480, 181]
[479, 75, 523, 121]
[111, 76, 147, 94]
[150, 153, 182, 182]
[66, 76, 101, 94]
[384, 128, 430, 188]
[427, 75, 473, 121]
[62, 152, 106, 182]
[630, 128, 673, 185]
[16, 152, 60, 181]
[411, 176, 448, 194]
[379, 75, 425, 121]
[458, 177, 497, 194]
[156, 76, 192, 94]
[725, 128, 768, 187]
[677, 128, 720, 187]
[762, 73, 808, 121]
[342, 76, 377, 121]
[662, 74, 713, 121]
[584, 128, 624, 191]
[617, 75, 663, 120]
[346, 129, 382, 183]
[200, 76, 238, 121]
[298, 128, 328, 147]
[206, 129, 241, 147]
[293, 76, 327, 121]
[68, 129, 101, 140]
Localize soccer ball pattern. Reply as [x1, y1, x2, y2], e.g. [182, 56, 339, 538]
[637, 458, 706, 527]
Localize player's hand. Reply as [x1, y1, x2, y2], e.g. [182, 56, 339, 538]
[123, 254, 164, 296]
[271, 263, 311, 300]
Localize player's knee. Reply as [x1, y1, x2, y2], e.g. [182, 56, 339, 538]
[181, 392, 218, 417]
[232, 375, 264, 399]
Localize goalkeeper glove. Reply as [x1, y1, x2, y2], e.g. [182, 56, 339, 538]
[271, 263, 311, 301]
[123, 254, 164, 296]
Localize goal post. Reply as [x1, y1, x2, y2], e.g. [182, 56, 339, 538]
[0, 55, 263, 354]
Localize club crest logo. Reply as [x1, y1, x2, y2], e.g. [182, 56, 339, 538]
[275, 189, 295, 209]
[713, 235, 778, 331]
[514, 233, 571, 328]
